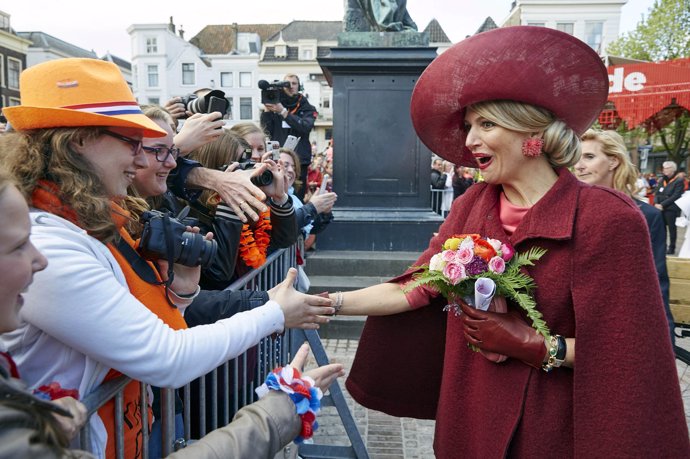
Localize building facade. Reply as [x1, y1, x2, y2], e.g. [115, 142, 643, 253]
[0, 10, 29, 111]
[501, 0, 627, 55]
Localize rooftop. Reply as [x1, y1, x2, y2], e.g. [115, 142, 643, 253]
[18, 31, 97, 58]
[190, 23, 285, 54]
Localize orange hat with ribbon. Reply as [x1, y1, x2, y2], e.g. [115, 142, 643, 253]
[3, 58, 166, 137]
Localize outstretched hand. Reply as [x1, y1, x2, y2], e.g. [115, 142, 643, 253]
[290, 343, 345, 393]
[269, 268, 334, 329]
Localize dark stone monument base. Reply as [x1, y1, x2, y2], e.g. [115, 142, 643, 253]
[317, 208, 443, 251]
[318, 34, 438, 252]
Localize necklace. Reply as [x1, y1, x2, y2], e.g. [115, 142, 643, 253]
[239, 210, 272, 268]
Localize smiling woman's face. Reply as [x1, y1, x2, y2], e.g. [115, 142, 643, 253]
[0, 183, 48, 333]
[132, 119, 176, 198]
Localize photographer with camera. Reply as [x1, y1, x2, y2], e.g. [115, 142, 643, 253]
[260, 74, 317, 200]
[187, 129, 297, 285]
[0, 58, 334, 457]
[162, 91, 271, 224]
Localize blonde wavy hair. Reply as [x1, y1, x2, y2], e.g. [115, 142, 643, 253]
[580, 129, 637, 197]
[0, 127, 118, 242]
[469, 100, 581, 168]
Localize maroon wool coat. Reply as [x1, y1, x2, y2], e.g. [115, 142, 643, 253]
[346, 168, 690, 458]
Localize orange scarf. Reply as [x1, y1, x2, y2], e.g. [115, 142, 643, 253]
[32, 182, 187, 458]
[239, 209, 272, 268]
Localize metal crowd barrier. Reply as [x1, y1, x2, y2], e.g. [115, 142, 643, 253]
[430, 187, 452, 218]
[80, 244, 368, 458]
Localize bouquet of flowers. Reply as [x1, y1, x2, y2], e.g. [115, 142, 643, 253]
[405, 233, 550, 339]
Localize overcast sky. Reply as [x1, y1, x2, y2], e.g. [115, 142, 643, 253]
[5, 0, 655, 60]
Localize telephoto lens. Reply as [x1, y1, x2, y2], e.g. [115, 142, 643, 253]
[251, 169, 273, 187]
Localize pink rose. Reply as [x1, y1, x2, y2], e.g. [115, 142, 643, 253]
[456, 246, 474, 265]
[441, 250, 456, 262]
[500, 243, 515, 262]
[443, 262, 466, 285]
[488, 256, 506, 274]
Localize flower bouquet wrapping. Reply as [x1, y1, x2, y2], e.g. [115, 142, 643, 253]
[404, 234, 550, 357]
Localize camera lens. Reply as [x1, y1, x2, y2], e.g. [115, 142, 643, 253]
[251, 170, 273, 187]
[177, 231, 218, 268]
[186, 97, 206, 115]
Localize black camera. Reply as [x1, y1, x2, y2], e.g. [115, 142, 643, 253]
[180, 90, 229, 119]
[220, 161, 273, 188]
[258, 80, 291, 105]
[139, 209, 217, 268]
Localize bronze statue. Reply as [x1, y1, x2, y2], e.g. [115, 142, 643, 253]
[344, 0, 418, 32]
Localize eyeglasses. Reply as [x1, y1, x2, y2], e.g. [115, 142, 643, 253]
[103, 131, 143, 155]
[142, 145, 181, 162]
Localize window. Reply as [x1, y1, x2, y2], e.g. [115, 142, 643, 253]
[147, 65, 159, 88]
[0, 55, 4, 87]
[585, 21, 604, 53]
[148, 97, 160, 105]
[556, 23, 574, 35]
[146, 37, 158, 53]
[240, 97, 252, 119]
[182, 63, 195, 85]
[221, 72, 233, 87]
[527, 22, 545, 27]
[322, 98, 330, 109]
[239, 72, 251, 88]
[8, 97, 21, 106]
[8, 58, 21, 90]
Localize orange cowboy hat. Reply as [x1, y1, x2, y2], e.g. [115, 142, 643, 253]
[410, 26, 609, 166]
[3, 58, 166, 137]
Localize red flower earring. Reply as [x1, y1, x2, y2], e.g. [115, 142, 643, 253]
[522, 138, 543, 157]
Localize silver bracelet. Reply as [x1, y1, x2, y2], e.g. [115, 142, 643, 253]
[334, 291, 344, 315]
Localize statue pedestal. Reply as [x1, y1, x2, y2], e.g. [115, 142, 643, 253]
[317, 34, 443, 251]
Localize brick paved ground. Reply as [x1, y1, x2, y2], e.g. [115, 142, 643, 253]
[306, 338, 435, 459]
[309, 337, 690, 459]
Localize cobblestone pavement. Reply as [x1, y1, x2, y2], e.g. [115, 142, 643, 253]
[308, 337, 690, 459]
[306, 338, 435, 459]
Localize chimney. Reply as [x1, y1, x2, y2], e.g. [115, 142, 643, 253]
[179, 25, 185, 40]
[232, 22, 239, 52]
[168, 16, 176, 34]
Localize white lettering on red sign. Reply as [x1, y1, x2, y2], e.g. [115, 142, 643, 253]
[609, 67, 647, 93]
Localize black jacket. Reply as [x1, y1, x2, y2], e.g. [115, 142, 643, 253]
[260, 94, 317, 165]
[655, 174, 684, 212]
[430, 169, 447, 190]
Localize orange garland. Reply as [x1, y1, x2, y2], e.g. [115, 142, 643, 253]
[239, 210, 272, 269]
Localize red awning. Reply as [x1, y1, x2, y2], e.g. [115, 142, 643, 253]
[603, 58, 690, 131]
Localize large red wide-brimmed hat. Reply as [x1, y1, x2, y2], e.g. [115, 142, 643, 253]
[411, 26, 609, 166]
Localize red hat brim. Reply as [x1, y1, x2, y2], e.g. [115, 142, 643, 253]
[411, 26, 609, 166]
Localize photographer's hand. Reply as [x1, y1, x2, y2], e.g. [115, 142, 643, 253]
[259, 159, 289, 202]
[174, 113, 225, 156]
[268, 268, 334, 329]
[265, 103, 287, 117]
[186, 167, 268, 223]
[164, 97, 187, 121]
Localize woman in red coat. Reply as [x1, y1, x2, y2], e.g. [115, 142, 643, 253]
[328, 27, 690, 457]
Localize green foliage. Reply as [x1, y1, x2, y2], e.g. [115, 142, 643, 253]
[607, 0, 690, 61]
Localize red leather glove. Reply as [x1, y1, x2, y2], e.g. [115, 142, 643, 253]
[460, 302, 547, 369]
